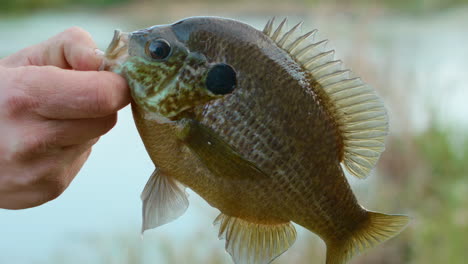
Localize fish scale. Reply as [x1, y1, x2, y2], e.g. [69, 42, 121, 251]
[194, 30, 362, 234]
[102, 16, 410, 264]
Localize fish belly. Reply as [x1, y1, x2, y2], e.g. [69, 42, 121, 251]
[132, 104, 287, 224]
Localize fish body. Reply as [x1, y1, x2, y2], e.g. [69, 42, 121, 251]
[102, 17, 409, 264]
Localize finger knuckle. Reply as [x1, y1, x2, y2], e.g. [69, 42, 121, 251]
[6, 169, 37, 191]
[0, 70, 38, 117]
[4, 158, 68, 207]
[20, 133, 57, 158]
[4, 95, 39, 118]
[103, 114, 118, 131]
[22, 135, 44, 154]
[3, 94, 26, 117]
[89, 82, 116, 115]
[64, 26, 90, 41]
[10, 161, 63, 189]
[41, 178, 67, 202]
[72, 52, 91, 71]
[33, 185, 64, 207]
[36, 166, 68, 202]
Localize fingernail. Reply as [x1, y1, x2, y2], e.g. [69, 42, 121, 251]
[95, 49, 107, 71]
[94, 49, 105, 56]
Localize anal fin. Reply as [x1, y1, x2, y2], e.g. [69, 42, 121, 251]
[141, 168, 189, 234]
[214, 214, 297, 264]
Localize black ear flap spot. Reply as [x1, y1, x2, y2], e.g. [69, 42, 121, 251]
[206, 63, 237, 95]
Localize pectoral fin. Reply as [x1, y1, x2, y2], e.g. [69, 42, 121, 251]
[214, 214, 297, 264]
[141, 168, 189, 234]
[176, 119, 268, 181]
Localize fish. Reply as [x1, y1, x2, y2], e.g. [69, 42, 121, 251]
[101, 17, 410, 264]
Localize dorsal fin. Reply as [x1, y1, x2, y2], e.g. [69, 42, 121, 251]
[263, 18, 388, 179]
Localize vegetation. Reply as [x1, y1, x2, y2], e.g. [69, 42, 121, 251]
[410, 125, 468, 263]
[1, 0, 129, 13]
[2, 0, 468, 14]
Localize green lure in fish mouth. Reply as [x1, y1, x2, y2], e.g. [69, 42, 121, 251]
[102, 27, 237, 123]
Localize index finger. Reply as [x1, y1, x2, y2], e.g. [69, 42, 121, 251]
[13, 65, 130, 119]
[1, 27, 102, 71]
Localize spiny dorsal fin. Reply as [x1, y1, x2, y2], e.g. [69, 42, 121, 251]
[214, 214, 297, 264]
[263, 18, 388, 179]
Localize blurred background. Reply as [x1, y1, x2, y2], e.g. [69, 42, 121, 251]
[1, 0, 468, 263]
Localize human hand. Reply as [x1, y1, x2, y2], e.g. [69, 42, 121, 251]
[0, 27, 130, 209]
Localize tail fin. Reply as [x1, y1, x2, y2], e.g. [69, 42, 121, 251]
[326, 212, 410, 264]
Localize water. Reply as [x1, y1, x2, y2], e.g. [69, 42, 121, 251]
[1, 9, 467, 264]
[0, 12, 222, 263]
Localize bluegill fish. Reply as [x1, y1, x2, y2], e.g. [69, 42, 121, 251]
[101, 17, 409, 264]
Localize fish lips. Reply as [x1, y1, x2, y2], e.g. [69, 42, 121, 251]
[100, 29, 130, 72]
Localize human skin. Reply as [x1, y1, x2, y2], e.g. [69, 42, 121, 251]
[0, 27, 130, 209]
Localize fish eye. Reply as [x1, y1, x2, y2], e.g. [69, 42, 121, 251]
[206, 63, 237, 95]
[145, 39, 171, 60]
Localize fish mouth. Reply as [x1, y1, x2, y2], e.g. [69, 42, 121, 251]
[99, 29, 130, 72]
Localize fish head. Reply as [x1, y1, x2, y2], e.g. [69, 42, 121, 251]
[102, 23, 237, 123]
